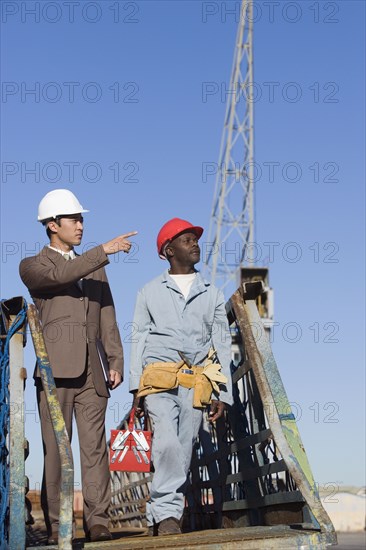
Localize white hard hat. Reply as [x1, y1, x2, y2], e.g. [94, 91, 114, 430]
[38, 189, 89, 222]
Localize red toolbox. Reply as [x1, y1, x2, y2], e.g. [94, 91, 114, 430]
[110, 408, 152, 472]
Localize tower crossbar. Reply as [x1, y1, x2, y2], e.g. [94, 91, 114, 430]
[203, 0, 255, 293]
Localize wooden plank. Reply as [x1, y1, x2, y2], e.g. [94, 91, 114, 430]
[32, 525, 336, 549]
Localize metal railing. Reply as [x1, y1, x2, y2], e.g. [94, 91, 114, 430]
[109, 283, 337, 547]
[1, 297, 28, 550]
[1, 285, 337, 548]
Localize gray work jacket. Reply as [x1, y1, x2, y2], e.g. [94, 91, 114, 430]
[129, 270, 233, 406]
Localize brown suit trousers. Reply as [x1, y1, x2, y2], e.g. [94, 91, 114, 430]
[37, 365, 109, 532]
[20, 245, 124, 534]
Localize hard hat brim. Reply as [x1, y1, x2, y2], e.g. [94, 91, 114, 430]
[38, 208, 89, 222]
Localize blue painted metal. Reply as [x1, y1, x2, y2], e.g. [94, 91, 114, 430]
[0, 297, 27, 550]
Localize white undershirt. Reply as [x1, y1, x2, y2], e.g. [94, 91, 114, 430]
[48, 245, 76, 259]
[169, 272, 196, 300]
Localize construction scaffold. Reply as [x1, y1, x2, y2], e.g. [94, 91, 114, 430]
[0, 285, 336, 549]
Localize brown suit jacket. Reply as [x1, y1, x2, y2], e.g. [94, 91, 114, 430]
[19, 244, 124, 397]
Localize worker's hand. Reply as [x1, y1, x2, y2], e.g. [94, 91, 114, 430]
[103, 231, 138, 255]
[132, 392, 145, 418]
[208, 400, 226, 423]
[109, 370, 122, 390]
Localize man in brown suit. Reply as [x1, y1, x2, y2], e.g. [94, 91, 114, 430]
[19, 189, 137, 543]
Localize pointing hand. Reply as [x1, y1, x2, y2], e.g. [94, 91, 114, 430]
[103, 231, 138, 255]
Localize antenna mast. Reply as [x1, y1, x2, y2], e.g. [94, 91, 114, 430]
[204, 0, 254, 292]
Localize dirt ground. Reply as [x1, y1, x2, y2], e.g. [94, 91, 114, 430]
[336, 532, 366, 550]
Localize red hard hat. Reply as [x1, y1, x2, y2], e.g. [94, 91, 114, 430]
[157, 218, 204, 259]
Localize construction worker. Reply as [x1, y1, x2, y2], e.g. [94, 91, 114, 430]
[19, 189, 137, 544]
[130, 218, 233, 536]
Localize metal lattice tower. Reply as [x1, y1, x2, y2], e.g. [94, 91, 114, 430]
[203, 0, 255, 293]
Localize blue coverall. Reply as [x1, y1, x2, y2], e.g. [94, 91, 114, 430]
[129, 270, 233, 525]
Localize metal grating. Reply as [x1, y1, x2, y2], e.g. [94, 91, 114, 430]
[109, 285, 335, 549]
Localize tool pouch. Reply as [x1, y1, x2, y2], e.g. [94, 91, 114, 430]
[193, 373, 213, 408]
[176, 369, 195, 389]
[137, 362, 179, 397]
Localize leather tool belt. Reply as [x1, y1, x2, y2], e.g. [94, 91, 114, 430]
[137, 350, 227, 409]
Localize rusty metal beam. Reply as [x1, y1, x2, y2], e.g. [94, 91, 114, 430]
[27, 304, 74, 550]
[229, 288, 337, 545]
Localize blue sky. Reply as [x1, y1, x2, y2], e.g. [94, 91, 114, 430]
[1, 0, 365, 492]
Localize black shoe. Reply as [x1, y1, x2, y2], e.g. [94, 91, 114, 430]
[47, 531, 58, 545]
[158, 517, 181, 536]
[88, 524, 113, 542]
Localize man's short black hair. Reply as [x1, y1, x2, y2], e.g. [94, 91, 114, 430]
[43, 217, 61, 239]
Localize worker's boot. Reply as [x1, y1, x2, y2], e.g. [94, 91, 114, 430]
[147, 522, 158, 536]
[158, 517, 181, 536]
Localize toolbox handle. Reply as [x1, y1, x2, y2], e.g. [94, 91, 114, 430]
[128, 408, 136, 431]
